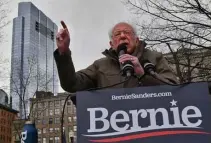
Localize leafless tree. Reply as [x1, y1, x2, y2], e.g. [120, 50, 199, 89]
[0, 0, 10, 89]
[123, 0, 211, 83]
[165, 42, 211, 83]
[11, 55, 54, 141]
[10, 55, 54, 119]
[0, 56, 9, 88]
[0, 0, 10, 43]
[28, 91, 54, 121]
[12, 119, 25, 141]
[124, 0, 211, 50]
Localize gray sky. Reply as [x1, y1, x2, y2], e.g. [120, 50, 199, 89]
[0, 0, 135, 92]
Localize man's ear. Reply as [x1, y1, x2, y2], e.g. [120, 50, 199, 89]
[109, 41, 113, 48]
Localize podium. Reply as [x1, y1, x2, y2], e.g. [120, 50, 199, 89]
[76, 82, 211, 143]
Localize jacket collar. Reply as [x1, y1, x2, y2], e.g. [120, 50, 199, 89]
[102, 48, 118, 61]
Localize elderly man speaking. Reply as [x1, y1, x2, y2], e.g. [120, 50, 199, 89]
[54, 21, 178, 96]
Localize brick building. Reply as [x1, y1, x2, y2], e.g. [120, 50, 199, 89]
[0, 104, 18, 143]
[30, 91, 77, 143]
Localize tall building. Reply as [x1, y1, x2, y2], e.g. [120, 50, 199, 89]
[0, 103, 18, 143]
[29, 91, 77, 143]
[10, 2, 59, 118]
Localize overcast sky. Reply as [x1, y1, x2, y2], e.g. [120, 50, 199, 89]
[0, 0, 135, 92]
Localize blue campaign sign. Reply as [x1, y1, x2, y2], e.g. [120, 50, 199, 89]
[76, 82, 211, 143]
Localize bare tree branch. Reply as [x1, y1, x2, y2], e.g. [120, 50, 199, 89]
[11, 55, 54, 119]
[0, 0, 10, 43]
[124, 0, 211, 50]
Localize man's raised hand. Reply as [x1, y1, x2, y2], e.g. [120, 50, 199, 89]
[56, 21, 70, 54]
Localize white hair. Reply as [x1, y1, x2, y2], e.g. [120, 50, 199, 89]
[108, 22, 138, 40]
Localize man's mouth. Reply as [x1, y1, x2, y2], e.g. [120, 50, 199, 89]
[119, 41, 129, 45]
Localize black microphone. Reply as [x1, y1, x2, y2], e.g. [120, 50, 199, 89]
[141, 60, 174, 85]
[141, 60, 156, 76]
[117, 43, 134, 77]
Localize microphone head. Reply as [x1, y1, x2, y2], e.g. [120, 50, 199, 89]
[141, 60, 156, 74]
[117, 43, 127, 55]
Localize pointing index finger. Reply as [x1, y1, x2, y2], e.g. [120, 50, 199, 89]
[61, 21, 68, 30]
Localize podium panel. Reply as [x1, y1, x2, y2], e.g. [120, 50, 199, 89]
[76, 82, 211, 143]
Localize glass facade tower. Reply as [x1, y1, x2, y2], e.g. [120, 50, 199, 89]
[10, 2, 58, 118]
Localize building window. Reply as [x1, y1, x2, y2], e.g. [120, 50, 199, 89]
[69, 128, 73, 133]
[35, 21, 39, 31]
[49, 101, 53, 107]
[38, 129, 41, 134]
[37, 119, 41, 124]
[68, 117, 72, 123]
[42, 119, 47, 125]
[55, 137, 60, 143]
[55, 128, 59, 132]
[73, 116, 77, 122]
[49, 109, 53, 116]
[67, 107, 71, 114]
[55, 108, 60, 115]
[51, 31, 54, 40]
[39, 111, 44, 117]
[44, 102, 48, 107]
[38, 102, 43, 108]
[69, 129, 74, 142]
[73, 126, 77, 132]
[49, 128, 53, 133]
[43, 128, 47, 133]
[43, 138, 46, 143]
[33, 103, 37, 109]
[55, 100, 60, 106]
[55, 117, 60, 124]
[67, 101, 71, 106]
[73, 107, 76, 114]
[38, 137, 41, 143]
[49, 137, 53, 143]
[61, 100, 65, 106]
[49, 118, 53, 124]
[45, 109, 48, 116]
[30, 111, 33, 118]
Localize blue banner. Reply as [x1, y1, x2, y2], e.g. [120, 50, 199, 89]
[77, 82, 211, 143]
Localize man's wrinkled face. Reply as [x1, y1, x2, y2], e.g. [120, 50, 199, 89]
[110, 23, 139, 54]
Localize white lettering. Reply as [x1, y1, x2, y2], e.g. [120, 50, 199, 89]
[182, 106, 202, 127]
[129, 109, 147, 130]
[170, 107, 183, 127]
[112, 95, 117, 100]
[87, 108, 109, 132]
[21, 131, 27, 143]
[110, 111, 129, 132]
[87, 105, 203, 134]
[147, 108, 170, 128]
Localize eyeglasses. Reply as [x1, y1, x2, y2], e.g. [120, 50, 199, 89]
[112, 30, 134, 38]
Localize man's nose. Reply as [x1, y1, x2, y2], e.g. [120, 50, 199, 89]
[120, 32, 126, 37]
[120, 32, 128, 38]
